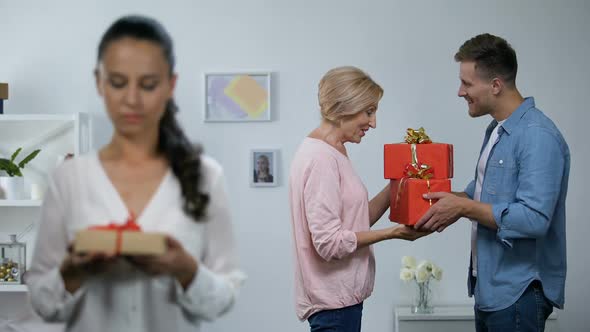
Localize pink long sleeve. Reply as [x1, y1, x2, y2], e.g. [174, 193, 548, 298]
[289, 138, 375, 321]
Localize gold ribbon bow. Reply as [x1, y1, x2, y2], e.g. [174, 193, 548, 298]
[404, 127, 432, 144]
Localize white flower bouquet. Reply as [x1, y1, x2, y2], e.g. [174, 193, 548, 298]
[399, 256, 443, 313]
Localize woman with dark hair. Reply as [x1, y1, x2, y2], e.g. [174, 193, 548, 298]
[26, 15, 244, 332]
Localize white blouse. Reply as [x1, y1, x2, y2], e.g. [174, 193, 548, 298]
[25, 153, 245, 332]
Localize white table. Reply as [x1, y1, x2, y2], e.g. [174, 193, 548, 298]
[395, 306, 558, 332]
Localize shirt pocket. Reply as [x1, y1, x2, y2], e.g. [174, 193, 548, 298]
[484, 156, 518, 198]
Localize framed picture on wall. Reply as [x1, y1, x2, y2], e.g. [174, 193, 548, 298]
[250, 149, 278, 187]
[204, 72, 272, 122]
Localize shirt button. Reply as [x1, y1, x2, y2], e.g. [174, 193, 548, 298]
[499, 160, 504, 164]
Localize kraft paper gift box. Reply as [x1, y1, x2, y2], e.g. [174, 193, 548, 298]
[0, 83, 8, 100]
[0, 83, 7, 114]
[73, 217, 166, 256]
[384, 127, 454, 180]
[389, 178, 452, 226]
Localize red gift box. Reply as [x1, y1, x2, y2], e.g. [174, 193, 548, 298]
[384, 143, 453, 179]
[389, 178, 451, 225]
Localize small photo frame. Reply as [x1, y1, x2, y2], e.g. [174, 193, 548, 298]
[250, 149, 278, 187]
[204, 72, 272, 122]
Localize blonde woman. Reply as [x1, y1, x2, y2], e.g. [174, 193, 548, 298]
[289, 66, 431, 331]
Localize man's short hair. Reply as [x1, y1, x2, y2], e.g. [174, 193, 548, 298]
[455, 33, 518, 86]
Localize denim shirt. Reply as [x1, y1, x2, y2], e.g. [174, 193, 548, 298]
[464, 97, 570, 311]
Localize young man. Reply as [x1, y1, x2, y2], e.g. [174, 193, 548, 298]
[415, 33, 570, 331]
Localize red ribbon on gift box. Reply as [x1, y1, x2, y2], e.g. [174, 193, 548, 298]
[89, 214, 141, 254]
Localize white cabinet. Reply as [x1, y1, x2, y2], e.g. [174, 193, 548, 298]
[395, 306, 558, 332]
[0, 113, 91, 292]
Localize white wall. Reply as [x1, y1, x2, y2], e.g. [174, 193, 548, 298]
[1, 1, 588, 331]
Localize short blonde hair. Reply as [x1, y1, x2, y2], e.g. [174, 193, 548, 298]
[318, 66, 383, 123]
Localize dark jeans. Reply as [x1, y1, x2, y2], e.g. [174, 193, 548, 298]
[308, 302, 363, 332]
[475, 281, 554, 332]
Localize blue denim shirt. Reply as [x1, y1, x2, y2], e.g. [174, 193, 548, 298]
[464, 97, 570, 311]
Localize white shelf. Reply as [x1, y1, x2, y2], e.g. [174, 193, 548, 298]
[0, 200, 42, 207]
[0, 284, 28, 292]
[0, 114, 78, 122]
[395, 305, 557, 321]
[395, 306, 559, 332]
[396, 306, 474, 321]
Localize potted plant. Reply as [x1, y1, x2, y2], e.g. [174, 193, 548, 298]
[0, 148, 41, 200]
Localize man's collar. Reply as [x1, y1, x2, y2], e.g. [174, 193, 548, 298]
[495, 97, 535, 135]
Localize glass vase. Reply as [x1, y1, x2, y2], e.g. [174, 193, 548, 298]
[411, 280, 433, 314]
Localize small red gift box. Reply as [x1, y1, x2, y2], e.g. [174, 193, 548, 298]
[384, 143, 454, 179]
[389, 178, 451, 225]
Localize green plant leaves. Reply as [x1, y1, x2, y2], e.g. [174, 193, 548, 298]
[0, 158, 22, 177]
[0, 148, 41, 177]
[18, 149, 41, 169]
[10, 148, 21, 163]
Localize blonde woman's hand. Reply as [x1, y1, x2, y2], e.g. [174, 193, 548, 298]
[390, 225, 432, 241]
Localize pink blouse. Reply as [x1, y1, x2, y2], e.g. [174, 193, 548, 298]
[289, 137, 375, 320]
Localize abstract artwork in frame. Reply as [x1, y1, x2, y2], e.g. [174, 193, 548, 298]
[204, 72, 271, 122]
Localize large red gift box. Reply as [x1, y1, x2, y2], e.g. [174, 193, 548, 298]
[384, 143, 454, 179]
[389, 178, 451, 225]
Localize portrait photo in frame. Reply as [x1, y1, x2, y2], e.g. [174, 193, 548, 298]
[250, 149, 278, 187]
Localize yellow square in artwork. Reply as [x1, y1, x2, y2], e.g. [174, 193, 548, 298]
[224, 76, 268, 118]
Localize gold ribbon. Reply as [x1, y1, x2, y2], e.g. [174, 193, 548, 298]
[404, 127, 432, 144]
[393, 128, 435, 211]
[406, 144, 434, 180]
